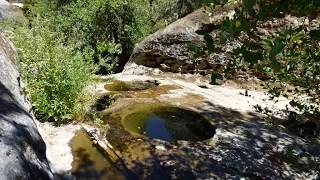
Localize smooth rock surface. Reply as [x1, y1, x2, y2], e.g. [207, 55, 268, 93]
[0, 0, 13, 20]
[36, 121, 81, 180]
[0, 32, 54, 179]
[91, 73, 320, 179]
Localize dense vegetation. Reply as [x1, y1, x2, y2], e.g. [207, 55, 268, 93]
[10, 0, 203, 124]
[190, 0, 320, 128]
[14, 0, 320, 129]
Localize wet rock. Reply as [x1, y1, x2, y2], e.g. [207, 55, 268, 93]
[105, 80, 157, 92]
[122, 106, 215, 142]
[0, 33, 54, 179]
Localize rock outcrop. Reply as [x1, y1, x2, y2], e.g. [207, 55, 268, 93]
[123, 4, 319, 77]
[123, 5, 237, 76]
[91, 74, 320, 179]
[0, 33, 54, 179]
[0, 0, 25, 30]
[0, 0, 14, 20]
[0, 0, 23, 21]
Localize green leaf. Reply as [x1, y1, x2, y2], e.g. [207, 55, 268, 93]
[261, 39, 272, 46]
[270, 59, 282, 72]
[219, 31, 228, 44]
[286, 61, 295, 71]
[204, 34, 214, 53]
[210, 73, 223, 85]
[242, 49, 262, 65]
[243, 0, 256, 10]
[286, 64, 291, 71]
[284, 30, 291, 41]
[187, 43, 202, 58]
[269, 37, 286, 60]
[187, 43, 199, 53]
[290, 34, 304, 43]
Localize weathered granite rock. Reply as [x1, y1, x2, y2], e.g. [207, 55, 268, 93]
[0, 33, 54, 179]
[123, 5, 237, 76]
[0, 0, 13, 20]
[123, 4, 320, 77]
[206, 120, 319, 179]
[91, 74, 320, 179]
[0, 0, 25, 27]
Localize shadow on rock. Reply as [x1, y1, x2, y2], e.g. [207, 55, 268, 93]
[112, 102, 319, 179]
[195, 101, 320, 179]
[0, 79, 54, 179]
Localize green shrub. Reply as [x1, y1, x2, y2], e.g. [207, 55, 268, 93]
[41, 0, 145, 73]
[14, 0, 193, 124]
[13, 18, 98, 124]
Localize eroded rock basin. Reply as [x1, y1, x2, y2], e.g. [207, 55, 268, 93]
[86, 101, 242, 179]
[123, 107, 215, 142]
[74, 75, 320, 180]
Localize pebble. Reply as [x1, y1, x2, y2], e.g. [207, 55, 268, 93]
[155, 145, 166, 151]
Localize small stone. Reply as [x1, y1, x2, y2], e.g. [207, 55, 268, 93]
[154, 80, 161, 85]
[155, 145, 166, 151]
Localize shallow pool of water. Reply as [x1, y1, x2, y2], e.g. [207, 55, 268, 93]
[69, 130, 127, 180]
[122, 107, 215, 142]
[104, 80, 157, 91]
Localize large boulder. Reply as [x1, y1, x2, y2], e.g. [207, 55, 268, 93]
[123, 5, 237, 76]
[0, 0, 25, 27]
[0, 32, 54, 179]
[123, 4, 319, 77]
[0, 0, 13, 20]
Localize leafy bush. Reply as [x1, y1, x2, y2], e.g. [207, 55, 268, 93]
[22, 0, 199, 74]
[14, 0, 201, 124]
[13, 18, 97, 124]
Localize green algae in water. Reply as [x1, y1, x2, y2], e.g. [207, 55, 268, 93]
[104, 80, 157, 91]
[70, 130, 126, 180]
[123, 107, 215, 142]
